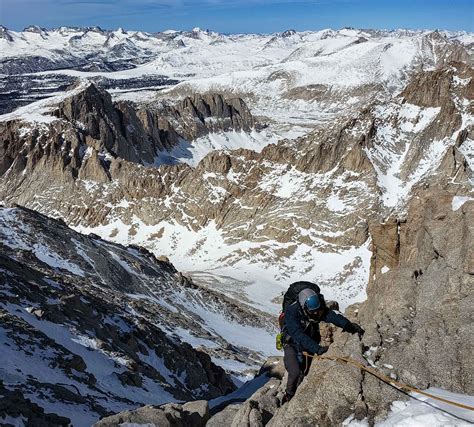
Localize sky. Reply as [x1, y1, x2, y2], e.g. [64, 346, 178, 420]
[0, 0, 473, 34]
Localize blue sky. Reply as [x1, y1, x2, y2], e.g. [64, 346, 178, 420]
[1, 0, 472, 33]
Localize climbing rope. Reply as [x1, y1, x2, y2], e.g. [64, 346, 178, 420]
[302, 352, 474, 412]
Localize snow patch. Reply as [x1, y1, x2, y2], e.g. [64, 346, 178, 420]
[153, 130, 279, 168]
[327, 193, 347, 212]
[379, 387, 474, 426]
[33, 243, 85, 276]
[452, 196, 474, 211]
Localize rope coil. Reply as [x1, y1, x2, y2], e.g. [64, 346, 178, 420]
[302, 352, 474, 412]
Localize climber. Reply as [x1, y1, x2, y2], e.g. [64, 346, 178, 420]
[280, 285, 364, 403]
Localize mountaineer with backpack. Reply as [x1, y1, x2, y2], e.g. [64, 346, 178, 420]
[278, 281, 364, 403]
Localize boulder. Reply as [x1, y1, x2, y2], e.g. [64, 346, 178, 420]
[95, 400, 210, 427]
[206, 404, 241, 427]
[257, 357, 285, 380]
[94, 405, 171, 427]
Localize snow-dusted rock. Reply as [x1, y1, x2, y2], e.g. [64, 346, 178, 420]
[0, 207, 281, 425]
[1, 58, 472, 315]
[254, 186, 474, 426]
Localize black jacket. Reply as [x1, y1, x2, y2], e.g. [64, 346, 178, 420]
[283, 301, 350, 354]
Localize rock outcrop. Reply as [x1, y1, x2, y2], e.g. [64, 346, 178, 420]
[155, 93, 257, 141]
[104, 313, 345, 426]
[95, 400, 210, 427]
[259, 186, 473, 426]
[0, 82, 257, 179]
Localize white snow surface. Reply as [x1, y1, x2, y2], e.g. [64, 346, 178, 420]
[366, 103, 443, 208]
[345, 388, 474, 426]
[0, 207, 283, 425]
[1, 207, 278, 378]
[74, 214, 372, 314]
[0, 80, 93, 124]
[452, 196, 474, 211]
[153, 130, 280, 167]
[1, 27, 472, 69]
[209, 372, 271, 409]
[3, 27, 469, 138]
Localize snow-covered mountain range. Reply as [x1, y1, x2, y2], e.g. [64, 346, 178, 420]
[1, 26, 472, 117]
[1, 25, 472, 75]
[0, 24, 473, 426]
[1, 30, 472, 312]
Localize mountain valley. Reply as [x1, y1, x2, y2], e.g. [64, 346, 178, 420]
[0, 24, 473, 426]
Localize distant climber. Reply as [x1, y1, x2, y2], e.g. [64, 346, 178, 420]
[279, 281, 364, 403]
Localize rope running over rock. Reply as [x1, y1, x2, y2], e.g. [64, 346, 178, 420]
[302, 352, 474, 412]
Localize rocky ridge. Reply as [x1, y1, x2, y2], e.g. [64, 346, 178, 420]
[165, 30, 471, 135]
[0, 60, 472, 311]
[0, 81, 257, 170]
[0, 206, 278, 426]
[266, 185, 473, 426]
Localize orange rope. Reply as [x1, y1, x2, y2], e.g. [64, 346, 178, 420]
[303, 352, 474, 412]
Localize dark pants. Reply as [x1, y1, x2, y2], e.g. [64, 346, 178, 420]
[283, 344, 312, 397]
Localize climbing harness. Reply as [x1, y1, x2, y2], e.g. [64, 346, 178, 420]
[302, 352, 474, 412]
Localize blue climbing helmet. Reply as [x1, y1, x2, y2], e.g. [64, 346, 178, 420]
[298, 288, 321, 314]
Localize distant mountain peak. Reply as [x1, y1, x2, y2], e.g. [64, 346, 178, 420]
[23, 25, 47, 33]
[281, 29, 297, 37]
[0, 25, 13, 41]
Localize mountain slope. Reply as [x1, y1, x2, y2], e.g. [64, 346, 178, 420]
[0, 206, 279, 426]
[81, 184, 474, 427]
[267, 184, 474, 426]
[0, 60, 472, 314]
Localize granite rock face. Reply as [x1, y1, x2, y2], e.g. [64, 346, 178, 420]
[258, 186, 473, 426]
[156, 93, 257, 141]
[105, 319, 353, 426]
[0, 82, 257, 177]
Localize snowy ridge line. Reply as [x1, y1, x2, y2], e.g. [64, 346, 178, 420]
[0, 205, 288, 424]
[0, 79, 94, 124]
[2, 27, 470, 132]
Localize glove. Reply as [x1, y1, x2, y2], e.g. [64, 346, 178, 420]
[345, 322, 365, 339]
[316, 346, 329, 356]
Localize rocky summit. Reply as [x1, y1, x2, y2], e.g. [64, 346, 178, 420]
[0, 24, 473, 426]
